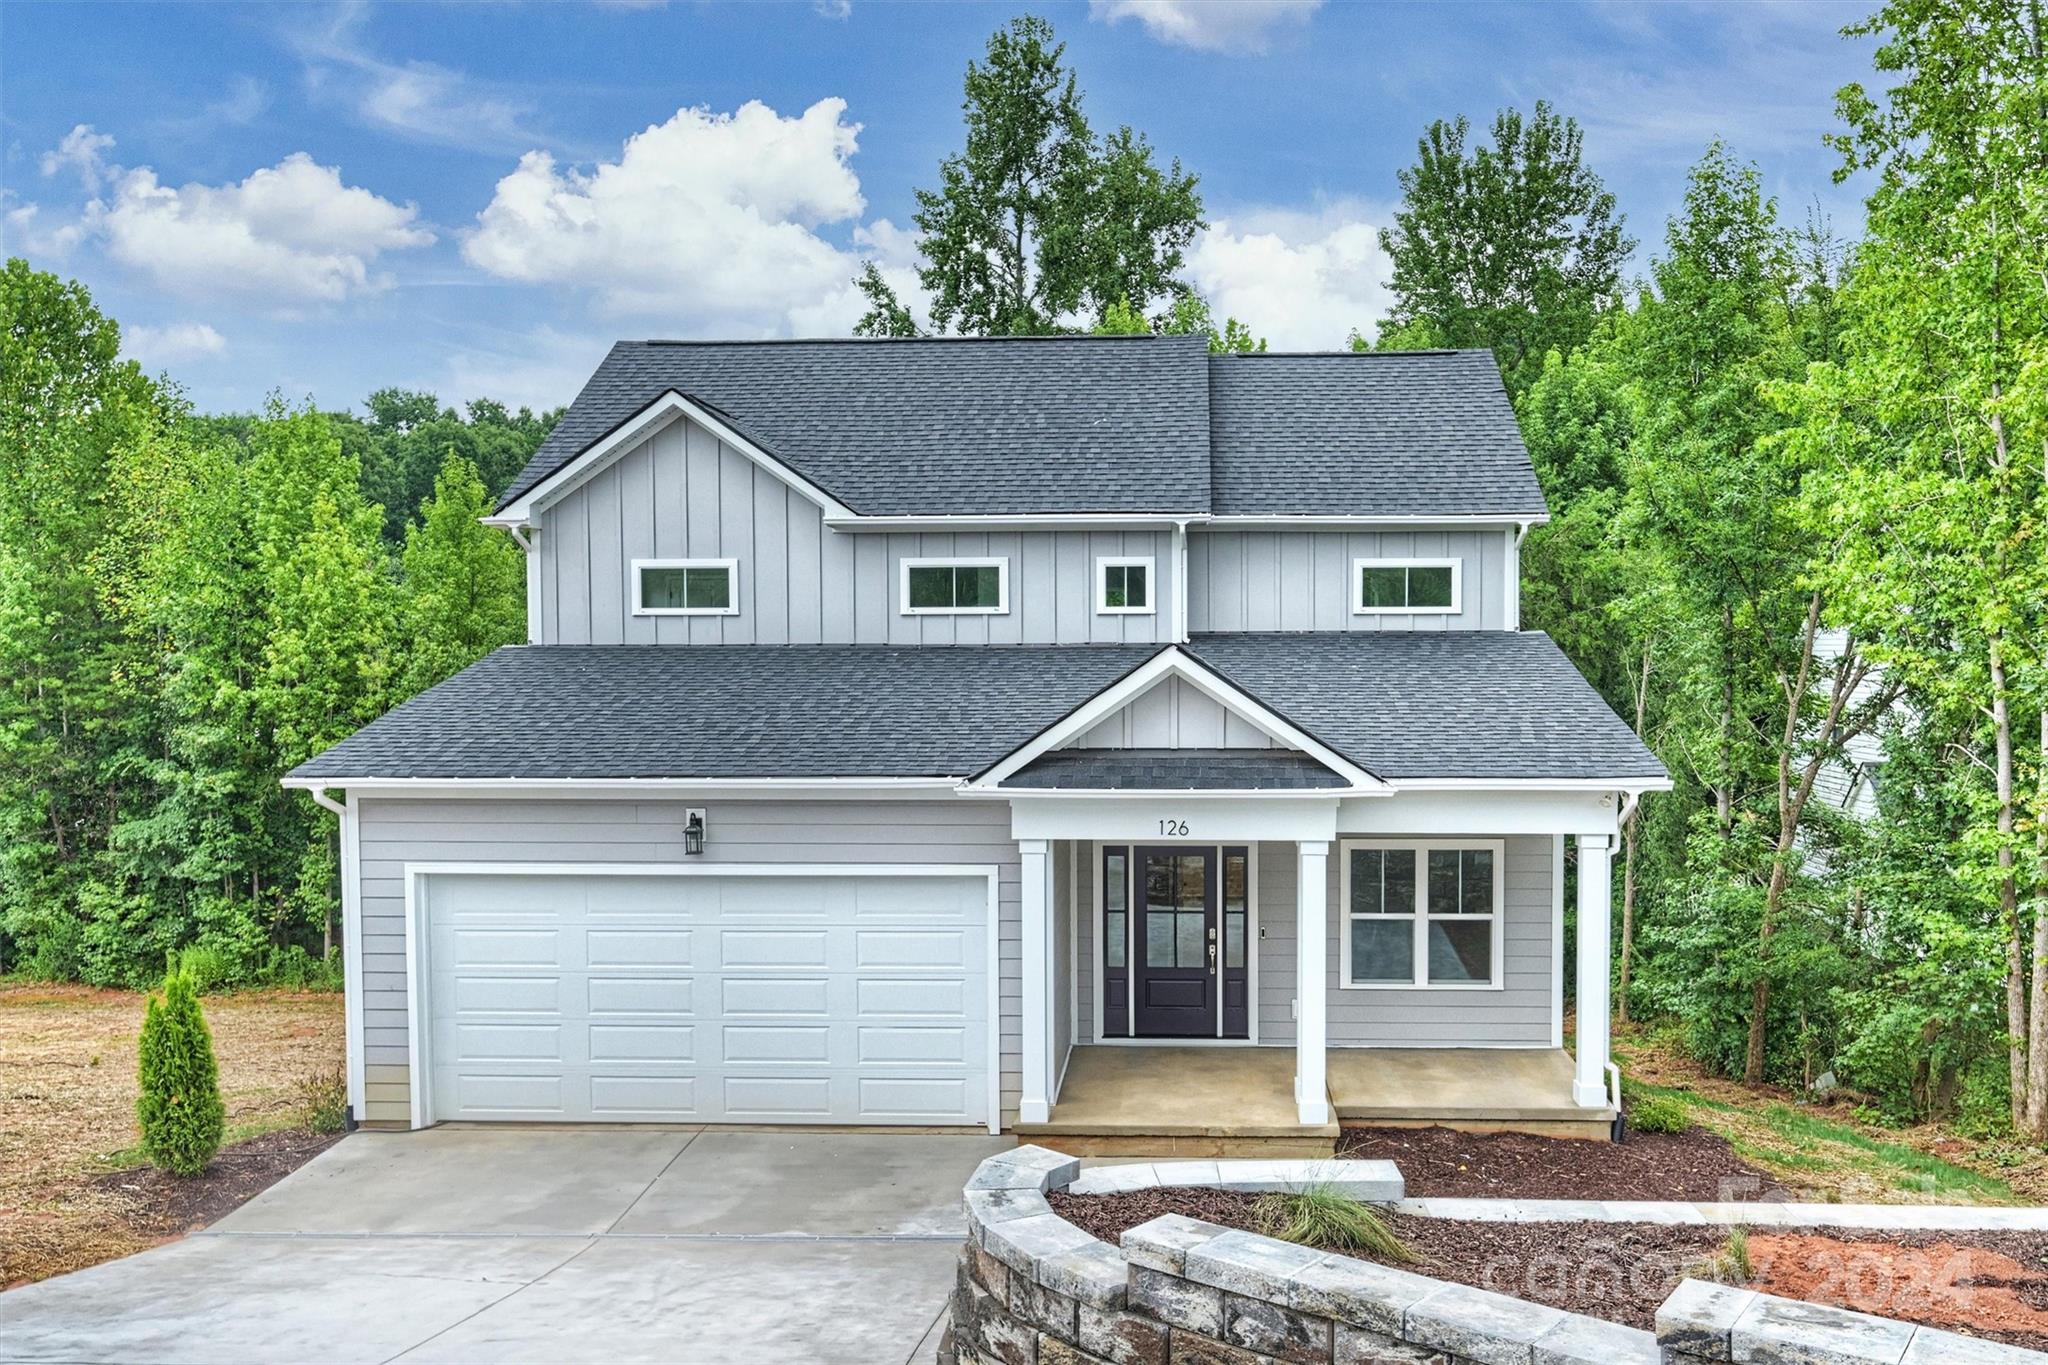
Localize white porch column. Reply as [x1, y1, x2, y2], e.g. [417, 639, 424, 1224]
[1019, 838, 1054, 1125]
[1573, 833, 1615, 1108]
[1295, 840, 1330, 1125]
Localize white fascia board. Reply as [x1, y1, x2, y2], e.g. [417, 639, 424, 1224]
[493, 390, 856, 525]
[278, 775, 966, 799]
[1202, 514, 1551, 529]
[1390, 776, 1674, 792]
[963, 647, 1387, 794]
[823, 513, 1207, 532]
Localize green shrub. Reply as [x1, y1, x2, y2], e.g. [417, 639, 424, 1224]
[1253, 1186, 1414, 1263]
[136, 970, 226, 1176]
[170, 942, 234, 994]
[1630, 1093, 1690, 1134]
[254, 945, 344, 992]
[296, 1063, 349, 1134]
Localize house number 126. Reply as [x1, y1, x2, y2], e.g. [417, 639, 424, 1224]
[1158, 819, 1190, 837]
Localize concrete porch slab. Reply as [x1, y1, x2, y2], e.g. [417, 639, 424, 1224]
[1327, 1047, 1613, 1138]
[1014, 1045, 1339, 1156]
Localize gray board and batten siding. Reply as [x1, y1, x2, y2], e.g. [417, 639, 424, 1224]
[529, 414, 1171, 646]
[354, 796, 1026, 1127]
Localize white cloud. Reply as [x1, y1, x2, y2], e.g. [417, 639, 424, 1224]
[40, 124, 115, 189]
[1089, 0, 1321, 53]
[3, 203, 88, 260]
[1186, 199, 1394, 350]
[438, 327, 613, 413]
[465, 98, 876, 332]
[813, 0, 853, 17]
[124, 321, 228, 368]
[75, 142, 434, 304]
[291, 6, 558, 155]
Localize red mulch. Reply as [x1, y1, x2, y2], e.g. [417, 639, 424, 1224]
[1052, 1187, 2048, 1351]
[88, 1128, 341, 1237]
[1338, 1123, 1786, 1202]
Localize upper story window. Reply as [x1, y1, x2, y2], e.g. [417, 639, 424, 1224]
[1096, 557, 1155, 615]
[1340, 840, 1502, 990]
[633, 558, 738, 616]
[1354, 558, 1460, 615]
[901, 557, 1009, 615]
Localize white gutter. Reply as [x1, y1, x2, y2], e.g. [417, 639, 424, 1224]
[304, 787, 346, 816]
[1204, 513, 1551, 529]
[487, 520, 533, 553]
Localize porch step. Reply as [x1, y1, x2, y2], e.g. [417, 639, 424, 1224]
[1012, 1129, 1339, 1159]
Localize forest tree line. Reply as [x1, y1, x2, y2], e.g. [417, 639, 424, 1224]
[2, 0, 2042, 1136]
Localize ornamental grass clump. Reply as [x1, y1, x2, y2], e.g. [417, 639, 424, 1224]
[136, 968, 226, 1176]
[1254, 1185, 1414, 1263]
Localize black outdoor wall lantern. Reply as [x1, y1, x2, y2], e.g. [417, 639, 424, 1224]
[683, 808, 706, 856]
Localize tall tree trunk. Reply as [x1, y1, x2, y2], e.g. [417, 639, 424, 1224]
[1991, 634, 2031, 1131]
[1718, 604, 1736, 843]
[1617, 645, 1651, 1025]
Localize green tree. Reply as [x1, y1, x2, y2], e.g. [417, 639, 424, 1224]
[856, 15, 1203, 336]
[344, 391, 556, 546]
[136, 967, 226, 1176]
[1789, 0, 2047, 1133]
[398, 453, 525, 697]
[1375, 102, 1632, 393]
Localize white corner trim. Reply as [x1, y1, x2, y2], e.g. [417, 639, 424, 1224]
[1095, 555, 1157, 616]
[899, 556, 1011, 616]
[630, 557, 740, 616]
[495, 390, 856, 524]
[1351, 557, 1462, 616]
[964, 647, 1387, 794]
[401, 861, 1004, 1134]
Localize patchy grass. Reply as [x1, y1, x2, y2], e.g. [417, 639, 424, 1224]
[0, 980, 343, 1285]
[1612, 1020, 2040, 1206]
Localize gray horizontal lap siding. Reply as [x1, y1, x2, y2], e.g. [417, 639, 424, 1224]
[535, 415, 1172, 646]
[1186, 529, 1511, 633]
[352, 797, 1023, 1127]
[1258, 835, 1555, 1047]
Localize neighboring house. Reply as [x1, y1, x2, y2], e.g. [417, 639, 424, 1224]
[286, 335, 1668, 1147]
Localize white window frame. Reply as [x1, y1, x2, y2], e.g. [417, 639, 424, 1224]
[1095, 556, 1157, 616]
[631, 557, 740, 616]
[1351, 558, 1462, 615]
[899, 556, 1010, 616]
[1337, 838, 1504, 991]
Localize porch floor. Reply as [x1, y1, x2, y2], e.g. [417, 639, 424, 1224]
[1327, 1047, 1612, 1139]
[1016, 1046, 1339, 1156]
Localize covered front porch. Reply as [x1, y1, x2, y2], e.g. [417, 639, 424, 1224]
[1015, 1045, 1604, 1156]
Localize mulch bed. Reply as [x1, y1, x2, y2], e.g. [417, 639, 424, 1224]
[1338, 1123, 1787, 1202]
[88, 1128, 341, 1237]
[1051, 1187, 2048, 1351]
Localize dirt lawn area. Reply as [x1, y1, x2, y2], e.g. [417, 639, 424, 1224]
[0, 981, 344, 1286]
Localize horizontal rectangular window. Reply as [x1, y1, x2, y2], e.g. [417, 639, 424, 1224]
[901, 559, 1008, 615]
[1097, 556, 1155, 615]
[1340, 840, 1501, 988]
[632, 559, 738, 616]
[1353, 559, 1460, 614]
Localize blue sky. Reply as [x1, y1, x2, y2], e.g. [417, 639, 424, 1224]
[2, 0, 1877, 416]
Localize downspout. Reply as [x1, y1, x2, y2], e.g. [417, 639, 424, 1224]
[306, 788, 345, 818]
[1172, 519, 1191, 644]
[1508, 522, 1532, 631]
[495, 522, 534, 553]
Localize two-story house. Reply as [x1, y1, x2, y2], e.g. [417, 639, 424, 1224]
[286, 335, 1668, 1150]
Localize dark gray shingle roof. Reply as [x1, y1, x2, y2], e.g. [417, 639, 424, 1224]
[1183, 632, 1664, 780]
[1004, 748, 1348, 791]
[501, 335, 1214, 516]
[290, 644, 1156, 780]
[1207, 350, 1546, 517]
[290, 633, 1663, 784]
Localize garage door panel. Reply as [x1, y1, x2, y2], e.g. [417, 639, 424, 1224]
[424, 870, 988, 1125]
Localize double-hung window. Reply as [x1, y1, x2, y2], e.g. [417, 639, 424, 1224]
[1339, 839, 1502, 988]
[1096, 557, 1154, 614]
[900, 558, 1008, 614]
[633, 558, 738, 615]
[1353, 558, 1460, 614]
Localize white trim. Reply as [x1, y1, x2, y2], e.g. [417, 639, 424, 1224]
[1089, 841, 1104, 1044]
[1352, 557, 1462, 616]
[283, 776, 965, 796]
[340, 793, 366, 1120]
[491, 391, 855, 525]
[899, 556, 1011, 616]
[1387, 777, 1674, 792]
[1019, 839, 1053, 1124]
[1171, 521, 1191, 643]
[1294, 840, 1330, 1125]
[401, 861, 1004, 1134]
[1205, 514, 1549, 529]
[1247, 841, 1261, 1045]
[827, 513, 1200, 531]
[1336, 837, 1506, 991]
[1551, 832, 1566, 1050]
[1095, 555, 1157, 615]
[969, 648, 1385, 793]
[630, 557, 740, 616]
[1573, 834, 1615, 1109]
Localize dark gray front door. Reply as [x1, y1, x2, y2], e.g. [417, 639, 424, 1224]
[1132, 847, 1216, 1036]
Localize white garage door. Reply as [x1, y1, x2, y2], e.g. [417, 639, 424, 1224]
[420, 869, 991, 1126]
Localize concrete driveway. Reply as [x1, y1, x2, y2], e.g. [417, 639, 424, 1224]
[0, 1128, 1012, 1364]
